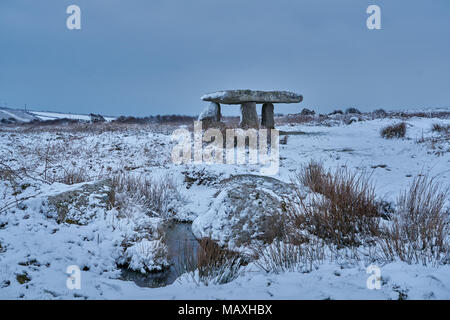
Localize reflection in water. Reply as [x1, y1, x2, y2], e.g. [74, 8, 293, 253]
[120, 222, 199, 288]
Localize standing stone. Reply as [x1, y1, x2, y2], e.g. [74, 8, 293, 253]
[214, 103, 221, 122]
[198, 102, 221, 123]
[261, 103, 274, 129]
[240, 102, 259, 128]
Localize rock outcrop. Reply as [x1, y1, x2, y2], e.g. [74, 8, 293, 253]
[47, 180, 113, 225]
[192, 175, 298, 249]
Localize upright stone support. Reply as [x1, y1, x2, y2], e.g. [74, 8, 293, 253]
[261, 103, 274, 129]
[198, 102, 221, 124]
[215, 104, 221, 122]
[240, 102, 259, 128]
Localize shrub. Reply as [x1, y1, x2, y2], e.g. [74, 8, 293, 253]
[56, 167, 89, 185]
[0, 161, 20, 182]
[380, 122, 406, 139]
[345, 108, 362, 114]
[29, 118, 82, 126]
[197, 238, 244, 284]
[372, 109, 388, 118]
[111, 174, 183, 218]
[253, 240, 325, 274]
[329, 110, 344, 115]
[113, 116, 152, 125]
[300, 108, 315, 116]
[288, 161, 381, 247]
[275, 114, 316, 125]
[390, 111, 450, 119]
[431, 123, 449, 134]
[299, 160, 328, 194]
[182, 169, 219, 189]
[379, 175, 449, 266]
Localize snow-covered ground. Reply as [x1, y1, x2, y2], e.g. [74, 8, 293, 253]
[29, 111, 116, 122]
[0, 106, 115, 123]
[0, 108, 39, 123]
[0, 113, 449, 299]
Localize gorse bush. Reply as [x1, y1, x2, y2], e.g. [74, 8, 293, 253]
[380, 122, 406, 139]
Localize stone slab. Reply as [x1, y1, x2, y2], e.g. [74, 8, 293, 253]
[201, 90, 303, 105]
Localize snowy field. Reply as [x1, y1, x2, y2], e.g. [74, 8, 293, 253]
[28, 111, 116, 122]
[0, 107, 116, 123]
[0, 110, 449, 300]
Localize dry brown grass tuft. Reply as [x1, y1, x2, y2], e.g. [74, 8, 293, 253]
[298, 160, 328, 194]
[379, 175, 449, 265]
[288, 161, 381, 247]
[177, 238, 244, 285]
[431, 123, 450, 134]
[0, 161, 20, 182]
[197, 238, 243, 284]
[110, 173, 183, 218]
[54, 167, 89, 185]
[380, 122, 406, 139]
[252, 239, 325, 274]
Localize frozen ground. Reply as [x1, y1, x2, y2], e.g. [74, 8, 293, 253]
[0, 112, 449, 299]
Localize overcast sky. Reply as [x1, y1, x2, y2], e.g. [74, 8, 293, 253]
[1, 0, 449, 117]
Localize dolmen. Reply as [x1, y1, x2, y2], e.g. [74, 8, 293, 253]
[199, 90, 303, 129]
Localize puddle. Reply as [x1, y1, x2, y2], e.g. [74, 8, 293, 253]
[120, 222, 199, 288]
